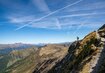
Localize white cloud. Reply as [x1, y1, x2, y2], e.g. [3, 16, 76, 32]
[8, 16, 36, 24]
[65, 1, 105, 12]
[55, 18, 62, 29]
[8, 11, 105, 31]
[32, 0, 51, 13]
[9, 0, 104, 30]
[13, 18, 61, 30]
[14, 0, 83, 30]
[60, 12, 105, 18]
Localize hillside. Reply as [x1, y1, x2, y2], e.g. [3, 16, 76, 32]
[5, 44, 69, 73]
[0, 25, 105, 73]
[48, 25, 105, 73]
[0, 47, 38, 73]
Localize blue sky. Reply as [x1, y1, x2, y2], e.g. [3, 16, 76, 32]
[0, 0, 105, 44]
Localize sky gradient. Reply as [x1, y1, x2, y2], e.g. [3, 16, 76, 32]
[0, 0, 105, 44]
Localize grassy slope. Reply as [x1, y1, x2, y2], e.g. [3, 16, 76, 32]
[48, 31, 102, 73]
[0, 55, 11, 73]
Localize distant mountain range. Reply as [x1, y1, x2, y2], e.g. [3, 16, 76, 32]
[0, 42, 71, 54]
[0, 43, 37, 54]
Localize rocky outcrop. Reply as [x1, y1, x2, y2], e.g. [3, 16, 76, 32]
[48, 24, 105, 73]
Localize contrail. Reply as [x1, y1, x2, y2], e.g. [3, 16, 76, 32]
[60, 12, 105, 18]
[33, 0, 61, 29]
[15, 0, 83, 30]
[15, 24, 29, 31]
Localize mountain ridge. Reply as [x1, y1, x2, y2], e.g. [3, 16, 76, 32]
[48, 24, 105, 73]
[0, 24, 105, 73]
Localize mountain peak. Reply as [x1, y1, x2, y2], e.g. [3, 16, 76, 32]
[99, 24, 105, 30]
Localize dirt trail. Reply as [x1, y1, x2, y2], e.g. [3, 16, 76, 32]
[90, 31, 105, 73]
